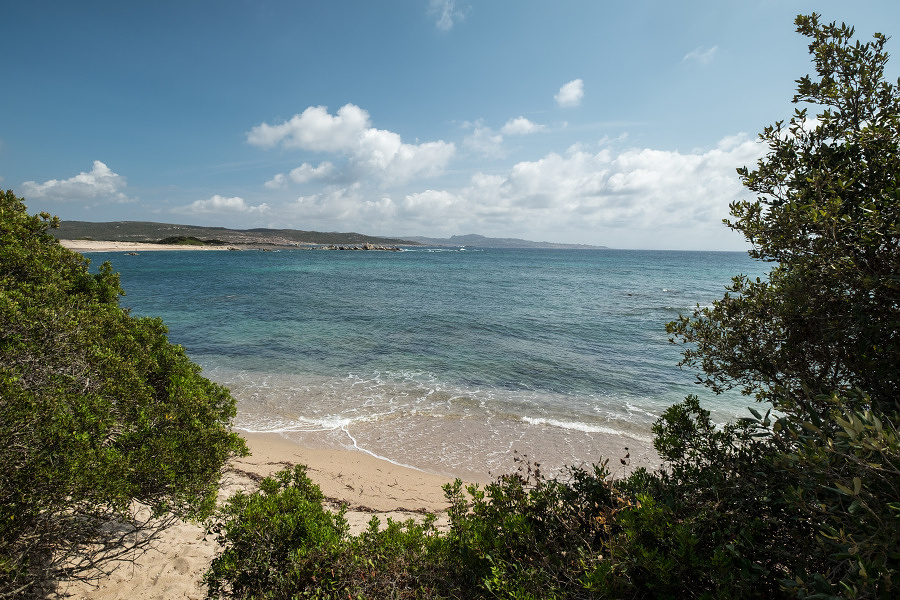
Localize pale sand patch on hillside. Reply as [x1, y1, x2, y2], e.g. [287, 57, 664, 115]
[58, 240, 239, 252]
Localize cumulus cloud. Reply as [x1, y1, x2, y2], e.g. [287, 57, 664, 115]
[462, 135, 762, 232]
[289, 161, 335, 183]
[264, 173, 287, 189]
[683, 45, 718, 65]
[555, 79, 584, 107]
[173, 195, 270, 215]
[248, 104, 455, 187]
[247, 104, 368, 151]
[21, 161, 133, 204]
[463, 121, 505, 158]
[258, 133, 763, 248]
[429, 0, 465, 31]
[501, 117, 545, 135]
[266, 162, 335, 189]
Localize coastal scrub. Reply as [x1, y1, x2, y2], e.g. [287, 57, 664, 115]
[0, 189, 248, 596]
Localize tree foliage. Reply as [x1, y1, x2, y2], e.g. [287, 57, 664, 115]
[662, 13, 900, 598]
[0, 189, 247, 596]
[667, 14, 900, 418]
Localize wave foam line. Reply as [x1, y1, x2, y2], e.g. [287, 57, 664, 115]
[340, 424, 427, 473]
[235, 415, 354, 434]
[522, 416, 624, 436]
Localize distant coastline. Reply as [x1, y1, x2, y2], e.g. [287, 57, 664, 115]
[50, 220, 606, 250]
[58, 240, 404, 253]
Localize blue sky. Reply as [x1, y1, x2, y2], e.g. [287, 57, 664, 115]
[2, 1, 898, 249]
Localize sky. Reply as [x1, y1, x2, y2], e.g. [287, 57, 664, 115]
[2, 1, 898, 250]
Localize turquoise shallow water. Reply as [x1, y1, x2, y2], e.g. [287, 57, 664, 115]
[94, 247, 766, 479]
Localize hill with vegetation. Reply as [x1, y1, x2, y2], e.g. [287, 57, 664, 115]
[50, 221, 604, 249]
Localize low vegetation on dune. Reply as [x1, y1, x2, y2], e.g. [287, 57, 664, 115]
[0, 12, 897, 599]
[155, 235, 228, 246]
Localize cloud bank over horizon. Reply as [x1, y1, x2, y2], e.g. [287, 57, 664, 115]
[171, 99, 764, 249]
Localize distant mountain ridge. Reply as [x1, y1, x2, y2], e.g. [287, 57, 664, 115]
[405, 234, 607, 249]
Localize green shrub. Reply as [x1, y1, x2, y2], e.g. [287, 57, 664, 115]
[205, 465, 348, 598]
[0, 190, 247, 596]
[442, 457, 624, 599]
[205, 465, 460, 599]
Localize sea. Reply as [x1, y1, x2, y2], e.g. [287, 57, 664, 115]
[91, 247, 767, 481]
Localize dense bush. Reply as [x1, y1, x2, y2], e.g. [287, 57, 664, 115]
[661, 12, 900, 598]
[205, 465, 463, 599]
[0, 190, 247, 596]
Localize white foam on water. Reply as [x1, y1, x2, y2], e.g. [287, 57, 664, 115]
[623, 401, 660, 420]
[521, 416, 624, 436]
[339, 424, 425, 472]
[235, 413, 381, 434]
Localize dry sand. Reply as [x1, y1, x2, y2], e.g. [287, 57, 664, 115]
[52, 432, 461, 600]
[58, 240, 241, 252]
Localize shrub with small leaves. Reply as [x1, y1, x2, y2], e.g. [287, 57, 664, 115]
[0, 189, 247, 597]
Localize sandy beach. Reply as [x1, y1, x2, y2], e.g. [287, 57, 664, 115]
[53, 432, 462, 600]
[58, 240, 242, 252]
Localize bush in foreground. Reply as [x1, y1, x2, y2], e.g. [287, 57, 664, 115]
[0, 190, 247, 596]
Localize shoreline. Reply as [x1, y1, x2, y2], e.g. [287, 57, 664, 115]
[58, 239, 242, 252]
[57, 240, 408, 253]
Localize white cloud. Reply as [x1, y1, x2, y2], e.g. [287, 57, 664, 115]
[555, 79, 584, 107]
[468, 135, 761, 230]
[683, 46, 718, 65]
[429, 0, 465, 31]
[247, 104, 369, 151]
[501, 117, 545, 135]
[251, 133, 763, 249]
[290, 161, 334, 183]
[463, 121, 505, 158]
[264, 173, 287, 189]
[248, 104, 455, 187]
[21, 161, 133, 204]
[173, 195, 270, 215]
[429, 134, 764, 246]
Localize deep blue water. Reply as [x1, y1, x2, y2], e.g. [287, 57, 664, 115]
[92, 247, 766, 479]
